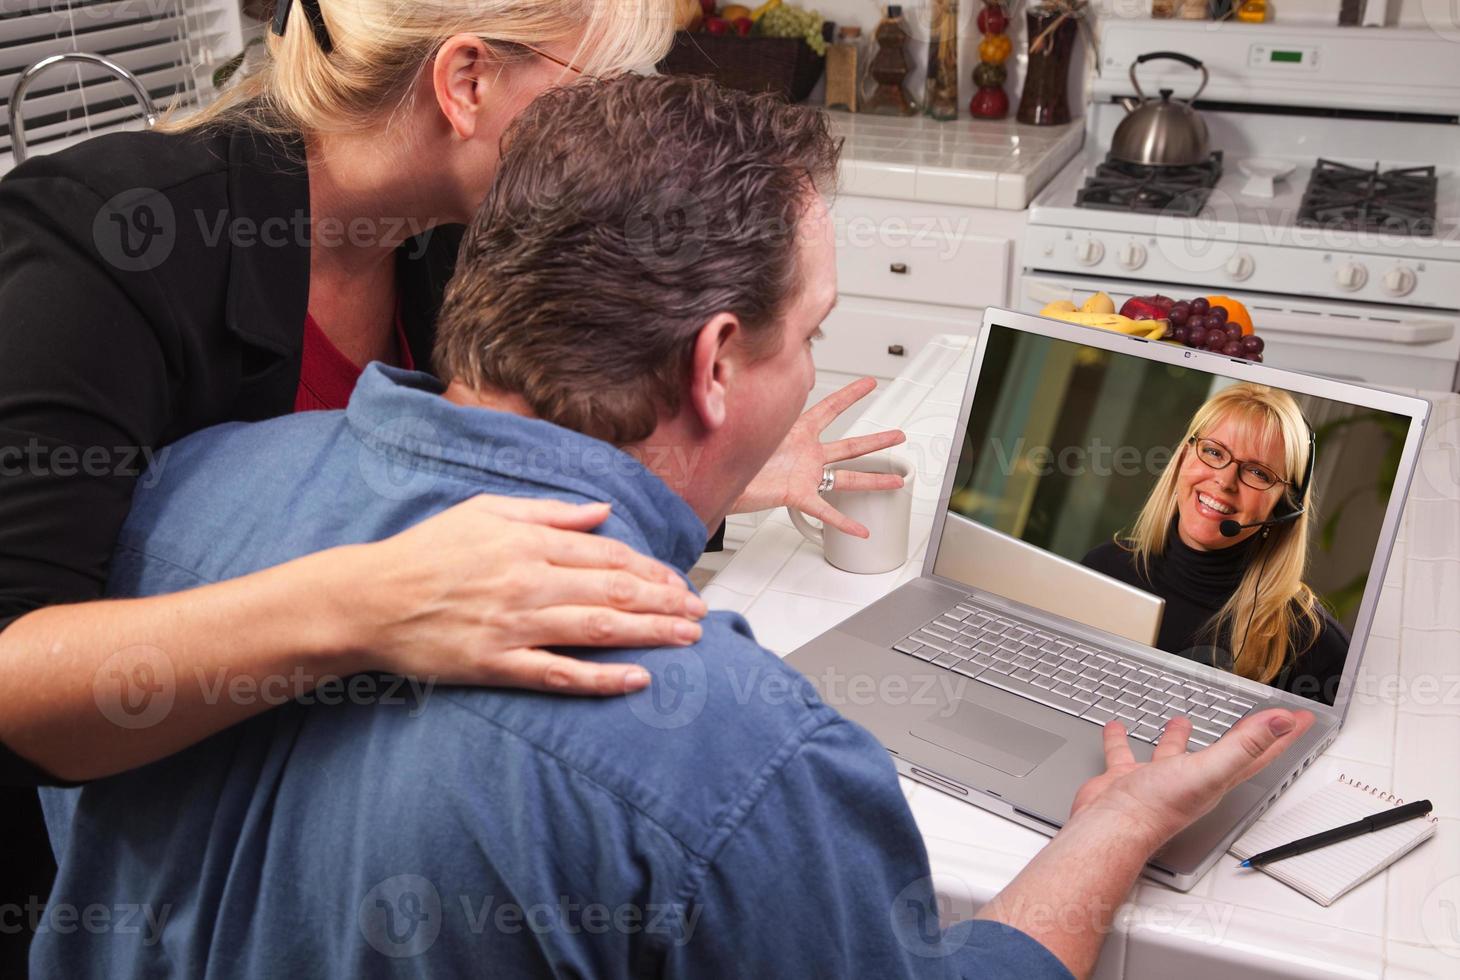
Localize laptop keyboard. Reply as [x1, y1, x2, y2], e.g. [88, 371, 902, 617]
[893, 598, 1255, 749]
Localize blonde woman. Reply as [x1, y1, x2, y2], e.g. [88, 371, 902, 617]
[0, 4, 898, 783]
[1081, 383, 1348, 706]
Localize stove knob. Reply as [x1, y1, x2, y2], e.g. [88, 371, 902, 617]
[1117, 242, 1147, 271]
[1334, 262, 1369, 292]
[1381, 266, 1417, 298]
[1074, 239, 1105, 267]
[1224, 252, 1255, 282]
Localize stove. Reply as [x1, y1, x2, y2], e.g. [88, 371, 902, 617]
[1075, 153, 1223, 218]
[1296, 160, 1438, 238]
[1023, 21, 1460, 391]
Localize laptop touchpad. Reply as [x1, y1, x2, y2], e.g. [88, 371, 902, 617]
[909, 700, 1065, 777]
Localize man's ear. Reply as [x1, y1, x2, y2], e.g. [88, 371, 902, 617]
[432, 34, 494, 141]
[687, 313, 742, 434]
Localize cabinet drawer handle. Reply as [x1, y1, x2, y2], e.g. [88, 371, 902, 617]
[890, 262, 909, 275]
[887, 344, 906, 357]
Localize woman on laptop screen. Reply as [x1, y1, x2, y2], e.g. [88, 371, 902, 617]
[1081, 383, 1349, 705]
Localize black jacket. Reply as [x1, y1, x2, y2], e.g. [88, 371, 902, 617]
[1081, 538, 1350, 706]
[0, 125, 463, 783]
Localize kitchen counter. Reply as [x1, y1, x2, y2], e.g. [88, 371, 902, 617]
[832, 113, 1084, 210]
[702, 335, 1460, 979]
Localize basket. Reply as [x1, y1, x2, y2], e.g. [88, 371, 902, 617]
[657, 32, 826, 103]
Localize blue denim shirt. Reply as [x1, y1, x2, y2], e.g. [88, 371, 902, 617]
[37, 366, 1069, 980]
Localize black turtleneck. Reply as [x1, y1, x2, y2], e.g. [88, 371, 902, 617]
[1080, 520, 1349, 706]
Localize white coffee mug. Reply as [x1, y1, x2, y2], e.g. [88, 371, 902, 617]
[788, 456, 914, 574]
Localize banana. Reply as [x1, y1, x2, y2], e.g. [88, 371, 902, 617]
[1046, 311, 1140, 331]
[1100, 317, 1154, 335]
[1040, 309, 1170, 337]
[1040, 299, 1077, 316]
[751, 0, 782, 22]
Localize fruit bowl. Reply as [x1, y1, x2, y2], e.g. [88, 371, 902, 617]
[1040, 292, 1269, 363]
[657, 31, 826, 102]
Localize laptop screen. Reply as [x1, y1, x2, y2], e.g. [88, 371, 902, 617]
[933, 322, 1422, 707]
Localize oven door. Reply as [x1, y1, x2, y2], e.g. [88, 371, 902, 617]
[1020, 273, 1460, 392]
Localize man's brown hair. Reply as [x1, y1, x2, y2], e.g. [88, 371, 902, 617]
[433, 73, 842, 445]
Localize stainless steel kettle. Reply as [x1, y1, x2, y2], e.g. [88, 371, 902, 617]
[1110, 51, 1210, 168]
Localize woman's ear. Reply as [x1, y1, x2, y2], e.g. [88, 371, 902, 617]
[687, 313, 742, 434]
[432, 34, 494, 141]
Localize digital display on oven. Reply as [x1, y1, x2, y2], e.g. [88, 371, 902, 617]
[1269, 50, 1303, 64]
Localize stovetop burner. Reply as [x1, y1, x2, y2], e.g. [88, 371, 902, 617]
[1297, 159, 1438, 237]
[1075, 153, 1223, 218]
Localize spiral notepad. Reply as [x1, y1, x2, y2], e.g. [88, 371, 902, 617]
[1229, 774, 1439, 906]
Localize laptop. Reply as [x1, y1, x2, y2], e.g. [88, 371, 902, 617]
[939, 515, 1166, 646]
[786, 308, 1431, 890]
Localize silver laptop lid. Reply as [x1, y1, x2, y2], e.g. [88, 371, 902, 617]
[923, 309, 1431, 721]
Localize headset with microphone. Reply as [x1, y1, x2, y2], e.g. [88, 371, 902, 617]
[1217, 423, 1317, 539]
[1212, 420, 1317, 671]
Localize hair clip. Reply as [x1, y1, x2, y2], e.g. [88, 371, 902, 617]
[272, 0, 335, 55]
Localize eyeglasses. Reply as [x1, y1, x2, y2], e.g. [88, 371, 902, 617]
[1187, 436, 1288, 492]
[516, 41, 585, 76]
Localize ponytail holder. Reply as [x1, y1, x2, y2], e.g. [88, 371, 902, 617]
[272, 0, 335, 54]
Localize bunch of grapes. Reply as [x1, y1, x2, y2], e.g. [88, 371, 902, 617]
[761, 3, 828, 55]
[1166, 297, 1267, 362]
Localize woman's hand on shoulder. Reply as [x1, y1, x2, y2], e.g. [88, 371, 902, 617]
[331, 495, 707, 695]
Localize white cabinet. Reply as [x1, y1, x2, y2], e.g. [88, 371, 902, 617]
[820, 194, 1026, 380]
[835, 220, 1010, 309]
[818, 296, 979, 378]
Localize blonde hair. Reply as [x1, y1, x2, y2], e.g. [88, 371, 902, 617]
[1122, 382, 1321, 685]
[161, 1, 677, 136]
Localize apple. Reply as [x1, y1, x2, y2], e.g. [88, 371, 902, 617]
[705, 15, 729, 34]
[699, 0, 716, 16]
[1119, 295, 1173, 321]
[735, 16, 752, 35]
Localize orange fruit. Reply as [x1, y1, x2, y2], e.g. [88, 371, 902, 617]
[1207, 295, 1253, 336]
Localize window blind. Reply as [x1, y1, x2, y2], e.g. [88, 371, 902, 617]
[1, 0, 238, 158]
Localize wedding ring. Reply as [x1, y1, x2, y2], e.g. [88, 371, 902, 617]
[817, 467, 836, 495]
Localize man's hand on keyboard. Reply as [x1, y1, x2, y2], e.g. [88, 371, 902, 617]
[1068, 709, 1316, 853]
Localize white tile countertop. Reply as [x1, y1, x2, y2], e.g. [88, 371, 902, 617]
[831, 113, 1084, 210]
[702, 336, 1460, 979]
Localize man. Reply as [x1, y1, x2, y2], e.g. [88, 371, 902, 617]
[37, 75, 1311, 979]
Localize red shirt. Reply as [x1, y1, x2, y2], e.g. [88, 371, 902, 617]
[293, 311, 415, 413]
